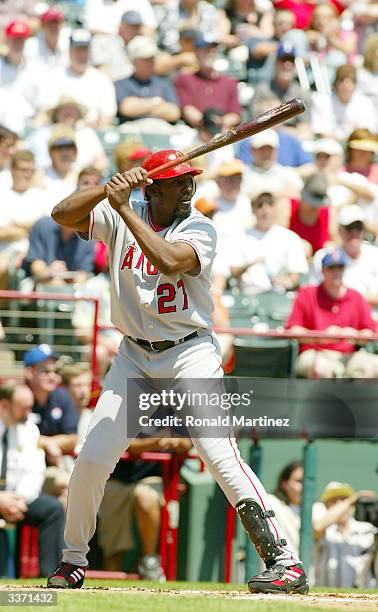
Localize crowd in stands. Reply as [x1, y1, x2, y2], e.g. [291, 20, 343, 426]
[0, 0, 377, 584]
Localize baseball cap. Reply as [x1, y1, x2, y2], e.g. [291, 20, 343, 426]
[250, 129, 279, 149]
[127, 36, 158, 60]
[129, 146, 152, 161]
[308, 138, 343, 156]
[5, 20, 31, 38]
[321, 249, 347, 269]
[70, 28, 91, 48]
[121, 10, 142, 26]
[320, 481, 354, 504]
[276, 40, 296, 59]
[202, 108, 223, 135]
[301, 174, 330, 208]
[348, 138, 378, 153]
[41, 7, 64, 23]
[338, 205, 366, 227]
[24, 344, 58, 367]
[194, 33, 219, 49]
[216, 160, 245, 177]
[48, 126, 77, 149]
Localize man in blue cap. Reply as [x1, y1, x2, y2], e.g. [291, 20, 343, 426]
[286, 249, 378, 378]
[24, 345, 78, 500]
[252, 40, 311, 138]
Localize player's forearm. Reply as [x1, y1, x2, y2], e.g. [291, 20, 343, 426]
[118, 205, 188, 275]
[51, 186, 105, 228]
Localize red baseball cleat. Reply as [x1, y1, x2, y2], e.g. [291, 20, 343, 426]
[248, 562, 309, 595]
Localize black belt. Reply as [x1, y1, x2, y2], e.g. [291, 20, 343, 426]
[127, 331, 199, 352]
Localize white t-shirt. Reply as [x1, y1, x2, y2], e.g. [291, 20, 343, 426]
[0, 186, 51, 254]
[267, 494, 301, 557]
[41, 66, 117, 123]
[43, 166, 77, 212]
[242, 163, 303, 200]
[91, 33, 133, 81]
[230, 224, 309, 293]
[0, 86, 34, 134]
[0, 417, 46, 504]
[311, 91, 377, 140]
[24, 29, 70, 70]
[0, 57, 48, 112]
[83, 0, 157, 34]
[312, 501, 376, 588]
[0, 168, 12, 190]
[213, 194, 253, 228]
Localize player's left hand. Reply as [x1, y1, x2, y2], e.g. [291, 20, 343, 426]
[105, 168, 153, 212]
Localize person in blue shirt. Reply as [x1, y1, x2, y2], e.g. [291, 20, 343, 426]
[115, 36, 180, 125]
[22, 216, 95, 286]
[237, 93, 314, 175]
[237, 127, 313, 168]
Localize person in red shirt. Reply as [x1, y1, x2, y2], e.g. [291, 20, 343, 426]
[286, 249, 378, 378]
[289, 173, 332, 255]
[272, 0, 344, 30]
[174, 34, 242, 130]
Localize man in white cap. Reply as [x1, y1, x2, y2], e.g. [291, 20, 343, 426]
[41, 28, 117, 127]
[90, 10, 143, 81]
[243, 128, 303, 202]
[115, 36, 180, 126]
[309, 205, 378, 318]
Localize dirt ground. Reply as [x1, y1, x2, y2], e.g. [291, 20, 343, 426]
[1, 584, 378, 609]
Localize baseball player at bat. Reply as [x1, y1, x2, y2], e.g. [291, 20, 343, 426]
[47, 149, 308, 594]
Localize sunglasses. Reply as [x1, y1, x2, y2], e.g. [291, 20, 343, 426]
[344, 222, 364, 232]
[254, 198, 274, 209]
[325, 264, 345, 270]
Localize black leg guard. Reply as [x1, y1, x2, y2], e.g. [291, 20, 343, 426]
[236, 499, 287, 565]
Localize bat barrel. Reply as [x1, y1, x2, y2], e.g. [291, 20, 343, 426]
[146, 97, 305, 178]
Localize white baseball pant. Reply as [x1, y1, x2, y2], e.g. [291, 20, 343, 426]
[62, 333, 298, 567]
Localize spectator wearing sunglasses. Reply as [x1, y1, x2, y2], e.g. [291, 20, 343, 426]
[309, 206, 378, 319]
[229, 190, 308, 294]
[23, 345, 78, 504]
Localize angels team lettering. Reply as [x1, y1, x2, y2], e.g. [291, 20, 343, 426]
[121, 245, 158, 275]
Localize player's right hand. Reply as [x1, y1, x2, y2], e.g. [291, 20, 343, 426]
[105, 168, 153, 212]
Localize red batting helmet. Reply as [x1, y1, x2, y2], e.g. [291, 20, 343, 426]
[142, 149, 203, 180]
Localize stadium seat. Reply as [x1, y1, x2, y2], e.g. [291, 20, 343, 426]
[254, 290, 295, 324]
[222, 292, 258, 319]
[231, 337, 298, 377]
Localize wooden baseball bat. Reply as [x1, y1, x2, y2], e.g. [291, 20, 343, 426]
[146, 97, 305, 178]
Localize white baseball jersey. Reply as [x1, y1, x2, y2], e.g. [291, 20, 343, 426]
[86, 199, 217, 342]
